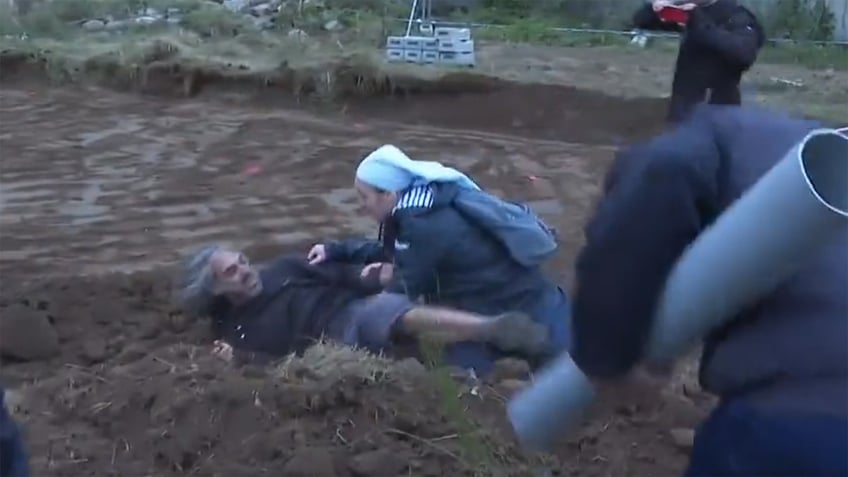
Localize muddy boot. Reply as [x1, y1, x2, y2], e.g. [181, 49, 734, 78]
[484, 312, 550, 356]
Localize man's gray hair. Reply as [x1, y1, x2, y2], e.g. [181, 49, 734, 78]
[176, 244, 222, 317]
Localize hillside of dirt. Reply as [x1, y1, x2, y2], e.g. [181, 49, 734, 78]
[0, 21, 757, 477]
[0, 270, 707, 477]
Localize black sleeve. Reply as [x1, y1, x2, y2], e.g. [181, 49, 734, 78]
[325, 239, 388, 264]
[274, 256, 383, 295]
[571, 122, 719, 378]
[385, 210, 457, 299]
[310, 262, 384, 295]
[687, 6, 764, 69]
[632, 2, 684, 32]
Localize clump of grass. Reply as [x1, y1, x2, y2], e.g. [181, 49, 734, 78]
[275, 341, 396, 384]
[180, 4, 255, 37]
[419, 339, 498, 476]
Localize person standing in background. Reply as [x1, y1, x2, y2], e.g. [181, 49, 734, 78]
[632, 0, 765, 123]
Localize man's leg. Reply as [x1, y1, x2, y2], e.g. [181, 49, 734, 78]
[347, 293, 550, 356]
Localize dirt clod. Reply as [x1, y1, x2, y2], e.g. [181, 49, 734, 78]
[349, 448, 410, 476]
[283, 447, 337, 477]
[0, 304, 60, 361]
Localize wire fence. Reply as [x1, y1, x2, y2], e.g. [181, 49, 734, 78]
[389, 17, 848, 46]
[399, 0, 848, 44]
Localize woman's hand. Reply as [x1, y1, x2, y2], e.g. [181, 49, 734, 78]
[307, 244, 328, 265]
[361, 262, 394, 287]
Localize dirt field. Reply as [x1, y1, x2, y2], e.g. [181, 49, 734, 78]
[1, 36, 810, 476]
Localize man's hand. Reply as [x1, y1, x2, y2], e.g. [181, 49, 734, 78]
[653, 0, 697, 10]
[307, 244, 328, 265]
[361, 262, 394, 287]
[652, 0, 674, 12]
[212, 340, 234, 363]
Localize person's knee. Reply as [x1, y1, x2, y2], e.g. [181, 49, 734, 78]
[354, 293, 415, 351]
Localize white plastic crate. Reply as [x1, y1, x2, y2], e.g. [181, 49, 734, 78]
[438, 38, 474, 54]
[401, 36, 428, 49]
[434, 26, 471, 41]
[421, 50, 438, 63]
[404, 49, 423, 62]
[438, 51, 475, 67]
[386, 36, 404, 48]
[385, 48, 404, 62]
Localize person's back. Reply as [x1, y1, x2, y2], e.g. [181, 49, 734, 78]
[393, 182, 550, 316]
[571, 105, 847, 476]
[697, 108, 847, 415]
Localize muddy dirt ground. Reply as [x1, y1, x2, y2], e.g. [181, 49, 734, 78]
[0, 68, 711, 476]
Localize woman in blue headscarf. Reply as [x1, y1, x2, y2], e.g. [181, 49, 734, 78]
[308, 144, 571, 375]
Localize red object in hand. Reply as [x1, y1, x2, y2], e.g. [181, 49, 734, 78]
[658, 6, 689, 24]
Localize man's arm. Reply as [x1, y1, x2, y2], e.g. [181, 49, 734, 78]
[572, 122, 719, 379]
[325, 238, 388, 264]
[687, 6, 764, 69]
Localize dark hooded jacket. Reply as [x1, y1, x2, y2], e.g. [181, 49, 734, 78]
[572, 105, 847, 415]
[325, 183, 570, 372]
[326, 183, 553, 316]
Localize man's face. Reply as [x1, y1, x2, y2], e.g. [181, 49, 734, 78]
[209, 249, 262, 299]
[354, 179, 398, 222]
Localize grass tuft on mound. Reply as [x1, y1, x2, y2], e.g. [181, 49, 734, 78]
[275, 341, 400, 384]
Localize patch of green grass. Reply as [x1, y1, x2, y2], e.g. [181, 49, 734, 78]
[420, 339, 496, 476]
[759, 43, 848, 70]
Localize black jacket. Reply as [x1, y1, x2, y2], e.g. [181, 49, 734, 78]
[572, 105, 847, 414]
[209, 256, 382, 358]
[633, 0, 765, 71]
[326, 183, 551, 316]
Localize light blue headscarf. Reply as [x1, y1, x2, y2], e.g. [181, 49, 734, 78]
[355, 144, 481, 192]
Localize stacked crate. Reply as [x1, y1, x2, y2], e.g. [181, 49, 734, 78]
[434, 27, 475, 66]
[385, 26, 476, 67]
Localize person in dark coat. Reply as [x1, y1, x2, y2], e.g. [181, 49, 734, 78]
[632, 0, 765, 123]
[0, 387, 29, 477]
[571, 105, 847, 476]
[307, 145, 572, 375]
[176, 246, 551, 366]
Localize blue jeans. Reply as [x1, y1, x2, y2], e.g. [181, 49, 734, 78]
[685, 399, 848, 477]
[445, 285, 572, 376]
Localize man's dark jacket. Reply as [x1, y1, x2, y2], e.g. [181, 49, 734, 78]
[633, 0, 765, 122]
[572, 105, 847, 415]
[209, 256, 382, 358]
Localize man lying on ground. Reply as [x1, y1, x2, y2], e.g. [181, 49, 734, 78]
[176, 245, 550, 366]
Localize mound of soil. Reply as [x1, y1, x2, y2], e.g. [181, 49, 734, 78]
[0, 48, 666, 146]
[13, 342, 544, 477]
[0, 270, 203, 384]
[0, 270, 711, 477]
